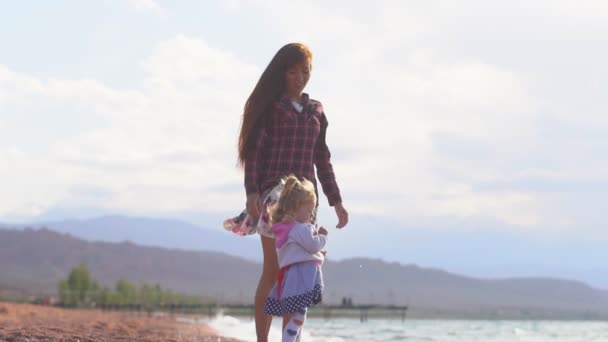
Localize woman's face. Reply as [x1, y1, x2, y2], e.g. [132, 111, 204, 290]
[285, 60, 311, 98]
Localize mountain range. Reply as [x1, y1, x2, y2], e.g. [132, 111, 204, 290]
[1, 226, 608, 319]
[1, 215, 261, 260]
[3, 213, 607, 290]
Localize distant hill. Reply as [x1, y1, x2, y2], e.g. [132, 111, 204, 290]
[3, 214, 607, 292]
[0, 227, 260, 301]
[0, 215, 260, 260]
[324, 258, 608, 318]
[1, 228, 607, 319]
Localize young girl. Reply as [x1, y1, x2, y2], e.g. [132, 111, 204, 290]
[264, 175, 327, 342]
[224, 42, 348, 341]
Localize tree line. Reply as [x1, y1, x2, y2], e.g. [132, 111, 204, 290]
[57, 263, 209, 308]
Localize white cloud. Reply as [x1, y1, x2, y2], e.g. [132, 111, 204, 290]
[0, 65, 44, 105]
[0, 35, 260, 217]
[247, 0, 608, 232]
[0, 147, 67, 220]
[2, 1, 608, 238]
[128, 0, 167, 16]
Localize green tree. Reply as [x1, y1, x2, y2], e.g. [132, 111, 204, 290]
[67, 263, 92, 305]
[57, 279, 72, 305]
[58, 263, 97, 306]
[57, 264, 208, 310]
[115, 278, 137, 304]
[141, 284, 160, 306]
[96, 287, 111, 306]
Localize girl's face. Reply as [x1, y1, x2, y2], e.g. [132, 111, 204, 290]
[285, 60, 311, 99]
[294, 200, 316, 224]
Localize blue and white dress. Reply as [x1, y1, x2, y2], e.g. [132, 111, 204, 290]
[263, 221, 326, 316]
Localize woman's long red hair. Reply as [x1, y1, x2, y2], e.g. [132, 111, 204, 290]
[238, 43, 312, 167]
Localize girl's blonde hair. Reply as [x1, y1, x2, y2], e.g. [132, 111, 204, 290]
[271, 175, 316, 224]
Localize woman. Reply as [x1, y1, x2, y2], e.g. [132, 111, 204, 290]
[236, 43, 348, 341]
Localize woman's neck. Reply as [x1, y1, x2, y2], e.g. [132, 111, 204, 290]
[286, 91, 302, 102]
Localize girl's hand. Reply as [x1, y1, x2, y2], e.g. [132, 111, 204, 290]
[318, 226, 328, 236]
[246, 193, 261, 218]
[334, 202, 349, 228]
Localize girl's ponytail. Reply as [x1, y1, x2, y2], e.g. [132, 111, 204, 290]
[281, 175, 299, 197]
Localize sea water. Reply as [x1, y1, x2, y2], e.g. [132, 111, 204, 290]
[204, 315, 608, 342]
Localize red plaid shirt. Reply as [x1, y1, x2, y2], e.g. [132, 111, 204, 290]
[245, 93, 342, 206]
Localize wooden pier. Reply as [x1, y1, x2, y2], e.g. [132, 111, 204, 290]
[316, 304, 408, 322]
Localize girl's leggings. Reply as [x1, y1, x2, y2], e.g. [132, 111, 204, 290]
[283, 308, 307, 342]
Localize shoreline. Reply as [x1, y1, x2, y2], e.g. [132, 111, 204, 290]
[0, 301, 242, 341]
[214, 310, 608, 322]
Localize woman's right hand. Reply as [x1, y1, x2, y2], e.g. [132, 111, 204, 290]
[246, 193, 261, 218]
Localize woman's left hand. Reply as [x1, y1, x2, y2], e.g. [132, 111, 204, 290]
[334, 202, 349, 229]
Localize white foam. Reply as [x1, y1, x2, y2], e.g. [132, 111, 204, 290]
[204, 314, 282, 342]
[203, 314, 344, 342]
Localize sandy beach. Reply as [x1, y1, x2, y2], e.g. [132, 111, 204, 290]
[0, 301, 240, 342]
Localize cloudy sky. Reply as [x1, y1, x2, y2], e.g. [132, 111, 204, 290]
[2, 1, 607, 285]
